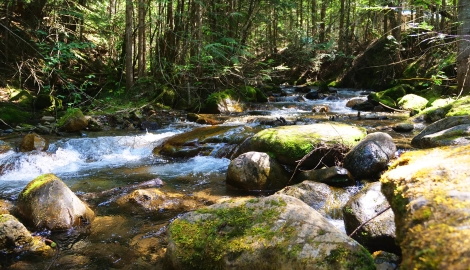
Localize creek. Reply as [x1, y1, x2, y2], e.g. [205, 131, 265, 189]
[0, 87, 416, 268]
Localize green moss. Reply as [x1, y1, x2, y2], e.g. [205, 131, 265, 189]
[0, 103, 31, 125]
[57, 108, 84, 127]
[370, 85, 412, 108]
[320, 247, 375, 270]
[170, 198, 287, 269]
[19, 173, 56, 199]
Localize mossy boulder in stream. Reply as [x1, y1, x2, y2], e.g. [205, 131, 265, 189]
[57, 108, 89, 132]
[369, 85, 412, 108]
[237, 123, 366, 168]
[17, 173, 95, 231]
[166, 194, 375, 270]
[202, 87, 267, 114]
[397, 94, 428, 111]
[411, 115, 470, 148]
[381, 145, 470, 269]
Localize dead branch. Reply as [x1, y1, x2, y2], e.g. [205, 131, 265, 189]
[348, 206, 391, 237]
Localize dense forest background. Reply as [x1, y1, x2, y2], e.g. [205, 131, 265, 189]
[0, 0, 469, 122]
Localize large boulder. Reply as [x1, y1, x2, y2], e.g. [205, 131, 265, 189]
[226, 151, 290, 191]
[343, 182, 399, 254]
[237, 123, 367, 168]
[57, 108, 89, 132]
[276, 181, 353, 219]
[166, 194, 375, 270]
[19, 133, 49, 152]
[411, 115, 470, 148]
[397, 94, 428, 111]
[0, 214, 53, 256]
[343, 132, 396, 180]
[296, 166, 355, 187]
[154, 125, 256, 158]
[17, 173, 95, 230]
[381, 145, 470, 269]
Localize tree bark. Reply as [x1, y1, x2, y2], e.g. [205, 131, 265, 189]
[137, 0, 146, 78]
[125, 0, 134, 91]
[457, 0, 470, 96]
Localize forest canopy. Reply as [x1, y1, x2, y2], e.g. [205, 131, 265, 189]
[0, 0, 468, 113]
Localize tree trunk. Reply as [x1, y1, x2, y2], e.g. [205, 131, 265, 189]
[125, 0, 134, 91]
[137, 0, 146, 78]
[319, 0, 327, 43]
[457, 0, 470, 96]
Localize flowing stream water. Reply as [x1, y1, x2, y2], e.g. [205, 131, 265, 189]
[0, 88, 416, 269]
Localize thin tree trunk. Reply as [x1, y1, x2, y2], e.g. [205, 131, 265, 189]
[319, 0, 327, 43]
[125, 0, 134, 91]
[138, 0, 146, 78]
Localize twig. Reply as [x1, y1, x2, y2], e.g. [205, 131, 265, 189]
[348, 206, 391, 237]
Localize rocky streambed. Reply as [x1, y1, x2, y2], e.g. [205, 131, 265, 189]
[2, 87, 470, 269]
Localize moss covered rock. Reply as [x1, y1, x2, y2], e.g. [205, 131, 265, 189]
[397, 94, 428, 111]
[276, 181, 353, 219]
[57, 108, 89, 132]
[237, 123, 366, 168]
[166, 194, 375, 270]
[369, 85, 412, 108]
[19, 133, 49, 152]
[411, 116, 470, 148]
[202, 87, 266, 114]
[154, 125, 256, 158]
[227, 151, 290, 191]
[17, 173, 95, 230]
[343, 182, 398, 254]
[381, 145, 470, 269]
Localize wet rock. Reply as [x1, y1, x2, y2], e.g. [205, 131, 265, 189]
[33, 124, 51, 134]
[17, 173, 95, 230]
[372, 251, 400, 270]
[154, 125, 255, 158]
[0, 140, 12, 154]
[312, 105, 329, 113]
[0, 214, 53, 256]
[305, 90, 319, 100]
[85, 116, 105, 131]
[237, 123, 366, 168]
[297, 166, 355, 187]
[140, 120, 160, 130]
[19, 133, 49, 152]
[0, 199, 13, 214]
[116, 188, 202, 213]
[381, 145, 470, 269]
[397, 94, 428, 111]
[346, 98, 367, 108]
[352, 100, 376, 111]
[226, 151, 290, 191]
[343, 182, 398, 254]
[276, 181, 354, 219]
[343, 132, 396, 180]
[411, 116, 470, 148]
[186, 113, 200, 122]
[40, 116, 55, 123]
[392, 122, 414, 132]
[166, 194, 375, 270]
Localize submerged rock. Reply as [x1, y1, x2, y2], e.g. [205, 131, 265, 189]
[226, 151, 290, 191]
[19, 133, 49, 152]
[116, 188, 203, 213]
[237, 123, 366, 168]
[343, 182, 399, 254]
[381, 145, 470, 269]
[392, 122, 414, 132]
[0, 140, 12, 154]
[343, 132, 396, 180]
[411, 115, 470, 148]
[297, 166, 355, 187]
[276, 181, 353, 219]
[17, 173, 95, 231]
[166, 194, 375, 270]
